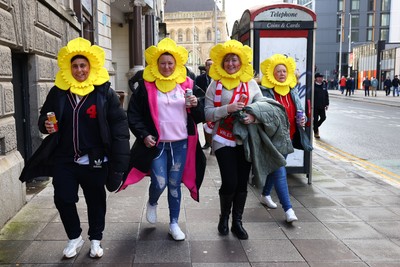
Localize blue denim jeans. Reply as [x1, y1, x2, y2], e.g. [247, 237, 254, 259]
[393, 86, 399, 96]
[262, 157, 292, 212]
[149, 139, 187, 224]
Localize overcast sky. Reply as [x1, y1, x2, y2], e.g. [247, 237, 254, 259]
[224, 0, 283, 34]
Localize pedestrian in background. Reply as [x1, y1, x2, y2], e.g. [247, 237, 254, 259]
[370, 76, 378, 96]
[384, 76, 392, 96]
[351, 77, 356, 95]
[392, 75, 399, 97]
[195, 58, 214, 150]
[258, 54, 313, 222]
[120, 38, 206, 241]
[339, 76, 347, 94]
[362, 77, 371, 96]
[345, 76, 353, 96]
[313, 73, 329, 138]
[19, 37, 130, 259]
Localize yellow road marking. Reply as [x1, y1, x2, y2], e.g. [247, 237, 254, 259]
[315, 139, 400, 186]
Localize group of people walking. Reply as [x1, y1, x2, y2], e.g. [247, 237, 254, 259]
[350, 75, 400, 97]
[362, 76, 379, 97]
[383, 75, 400, 97]
[19, 37, 318, 259]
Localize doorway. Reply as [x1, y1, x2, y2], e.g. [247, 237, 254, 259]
[12, 53, 32, 161]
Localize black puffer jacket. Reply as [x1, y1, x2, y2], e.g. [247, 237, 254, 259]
[19, 82, 130, 182]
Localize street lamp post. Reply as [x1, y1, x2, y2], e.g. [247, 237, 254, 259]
[192, 15, 195, 73]
[214, 0, 218, 44]
[348, 13, 352, 77]
[338, 12, 343, 80]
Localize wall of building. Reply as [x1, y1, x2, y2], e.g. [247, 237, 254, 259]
[111, 22, 130, 107]
[313, 0, 338, 79]
[0, 0, 80, 228]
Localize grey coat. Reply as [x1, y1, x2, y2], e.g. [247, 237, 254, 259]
[233, 97, 294, 188]
[260, 86, 313, 152]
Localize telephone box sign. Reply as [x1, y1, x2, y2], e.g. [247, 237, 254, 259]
[255, 8, 313, 22]
[254, 7, 314, 29]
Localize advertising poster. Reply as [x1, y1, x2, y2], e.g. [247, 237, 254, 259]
[259, 37, 308, 167]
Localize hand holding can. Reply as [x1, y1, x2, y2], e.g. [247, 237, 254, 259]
[296, 110, 305, 126]
[238, 94, 248, 104]
[47, 112, 58, 132]
[185, 89, 193, 107]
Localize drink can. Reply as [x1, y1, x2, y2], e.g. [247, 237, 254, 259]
[238, 94, 248, 103]
[47, 112, 58, 132]
[296, 110, 304, 125]
[185, 89, 193, 106]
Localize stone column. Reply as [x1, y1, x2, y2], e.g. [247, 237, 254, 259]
[127, 0, 146, 78]
[145, 11, 154, 49]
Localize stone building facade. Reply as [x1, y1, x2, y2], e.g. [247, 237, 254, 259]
[0, 0, 84, 228]
[164, 0, 228, 75]
[0, 0, 164, 228]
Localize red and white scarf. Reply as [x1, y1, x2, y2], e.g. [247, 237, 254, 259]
[204, 81, 249, 146]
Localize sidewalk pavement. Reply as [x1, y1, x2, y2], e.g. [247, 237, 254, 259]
[1, 93, 400, 266]
[329, 87, 400, 108]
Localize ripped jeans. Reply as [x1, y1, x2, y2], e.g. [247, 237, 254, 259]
[149, 139, 187, 224]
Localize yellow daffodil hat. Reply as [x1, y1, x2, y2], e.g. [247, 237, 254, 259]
[55, 37, 109, 96]
[143, 37, 188, 93]
[260, 54, 297, 96]
[208, 40, 254, 90]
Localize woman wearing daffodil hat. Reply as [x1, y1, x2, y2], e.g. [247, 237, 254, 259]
[204, 40, 265, 240]
[259, 54, 312, 223]
[19, 37, 130, 258]
[120, 38, 206, 241]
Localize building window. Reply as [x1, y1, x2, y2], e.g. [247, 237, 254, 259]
[380, 28, 389, 41]
[170, 30, 175, 41]
[186, 29, 191, 42]
[381, 13, 390, 27]
[217, 29, 221, 41]
[367, 14, 374, 27]
[178, 30, 183, 43]
[381, 0, 390, 11]
[368, 0, 374, 11]
[337, 0, 343, 12]
[351, 14, 359, 27]
[367, 29, 373, 41]
[351, 29, 359, 43]
[207, 29, 212, 41]
[73, 0, 94, 42]
[350, 0, 360, 11]
[337, 13, 343, 28]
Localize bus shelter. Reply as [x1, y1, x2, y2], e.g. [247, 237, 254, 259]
[232, 4, 317, 183]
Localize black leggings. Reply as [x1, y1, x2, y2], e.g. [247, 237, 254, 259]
[215, 145, 252, 195]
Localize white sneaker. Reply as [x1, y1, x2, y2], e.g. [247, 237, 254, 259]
[169, 223, 185, 241]
[260, 195, 277, 209]
[63, 236, 84, 258]
[90, 240, 104, 258]
[285, 208, 298, 222]
[146, 201, 157, 224]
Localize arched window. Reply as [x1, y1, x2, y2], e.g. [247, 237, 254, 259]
[169, 30, 175, 41]
[217, 28, 221, 41]
[186, 29, 191, 42]
[178, 29, 183, 43]
[207, 29, 212, 41]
